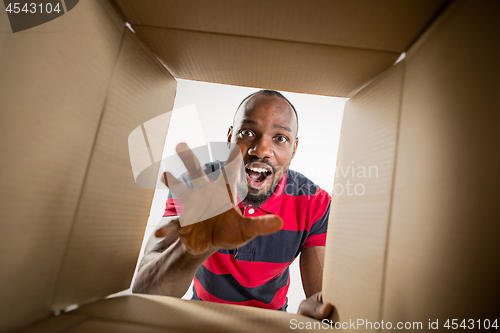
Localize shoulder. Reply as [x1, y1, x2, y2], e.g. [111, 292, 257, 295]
[284, 169, 330, 199]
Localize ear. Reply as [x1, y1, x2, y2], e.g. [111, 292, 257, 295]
[291, 137, 299, 159]
[227, 126, 233, 147]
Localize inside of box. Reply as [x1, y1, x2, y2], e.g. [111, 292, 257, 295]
[113, 0, 450, 97]
[1, 0, 499, 332]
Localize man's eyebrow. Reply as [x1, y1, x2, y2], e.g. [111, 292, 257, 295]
[241, 119, 292, 133]
[242, 119, 258, 126]
[273, 124, 292, 133]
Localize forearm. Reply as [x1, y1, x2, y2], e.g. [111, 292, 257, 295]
[298, 247, 333, 319]
[300, 246, 325, 298]
[301, 265, 323, 297]
[132, 238, 214, 297]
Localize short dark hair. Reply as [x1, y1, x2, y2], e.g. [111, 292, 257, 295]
[234, 89, 299, 134]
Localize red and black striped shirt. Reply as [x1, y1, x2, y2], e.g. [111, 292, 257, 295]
[163, 161, 331, 311]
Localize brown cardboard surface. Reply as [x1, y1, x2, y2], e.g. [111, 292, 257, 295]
[0, 0, 125, 331]
[18, 315, 87, 333]
[71, 294, 331, 332]
[133, 26, 399, 97]
[322, 63, 404, 330]
[51, 29, 177, 310]
[111, 0, 451, 97]
[3, 0, 500, 331]
[382, 0, 500, 326]
[22, 294, 337, 332]
[114, 0, 449, 53]
[65, 320, 168, 333]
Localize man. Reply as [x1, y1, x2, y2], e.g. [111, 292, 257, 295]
[133, 90, 333, 320]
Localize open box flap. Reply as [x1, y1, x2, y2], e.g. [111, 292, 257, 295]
[113, 0, 451, 97]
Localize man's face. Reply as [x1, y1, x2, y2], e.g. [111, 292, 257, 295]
[228, 94, 299, 206]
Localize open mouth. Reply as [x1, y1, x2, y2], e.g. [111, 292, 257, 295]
[245, 163, 273, 189]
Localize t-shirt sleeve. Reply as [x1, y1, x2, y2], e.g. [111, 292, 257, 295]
[163, 192, 184, 217]
[162, 172, 192, 217]
[302, 192, 331, 249]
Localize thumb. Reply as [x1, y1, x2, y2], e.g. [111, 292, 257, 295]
[298, 297, 333, 320]
[154, 219, 181, 238]
[240, 214, 283, 239]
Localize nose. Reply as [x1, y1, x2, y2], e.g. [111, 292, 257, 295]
[248, 136, 273, 159]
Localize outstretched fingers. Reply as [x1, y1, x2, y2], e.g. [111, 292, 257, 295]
[221, 146, 245, 204]
[240, 214, 283, 240]
[163, 171, 190, 202]
[162, 171, 182, 188]
[155, 218, 182, 238]
[176, 143, 208, 187]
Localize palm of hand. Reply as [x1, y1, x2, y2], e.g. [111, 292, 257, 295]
[161, 143, 283, 255]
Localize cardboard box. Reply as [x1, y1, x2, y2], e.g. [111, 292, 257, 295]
[1, 0, 498, 331]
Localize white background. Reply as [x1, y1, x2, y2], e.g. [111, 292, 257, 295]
[131, 79, 346, 314]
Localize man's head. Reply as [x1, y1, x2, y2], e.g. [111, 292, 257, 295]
[227, 90, 299, 207]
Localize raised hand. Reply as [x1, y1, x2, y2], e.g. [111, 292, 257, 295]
[157, 143, 283, 255]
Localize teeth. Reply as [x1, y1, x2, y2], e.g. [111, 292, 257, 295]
[247, 167, 270, 173]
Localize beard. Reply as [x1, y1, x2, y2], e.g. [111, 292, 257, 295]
[236, 158, 281, 208]
[237, 175, 280, 208]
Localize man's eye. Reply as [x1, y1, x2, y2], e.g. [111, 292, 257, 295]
[275, 135, 288, 143]
[239, 129, 254, 137]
